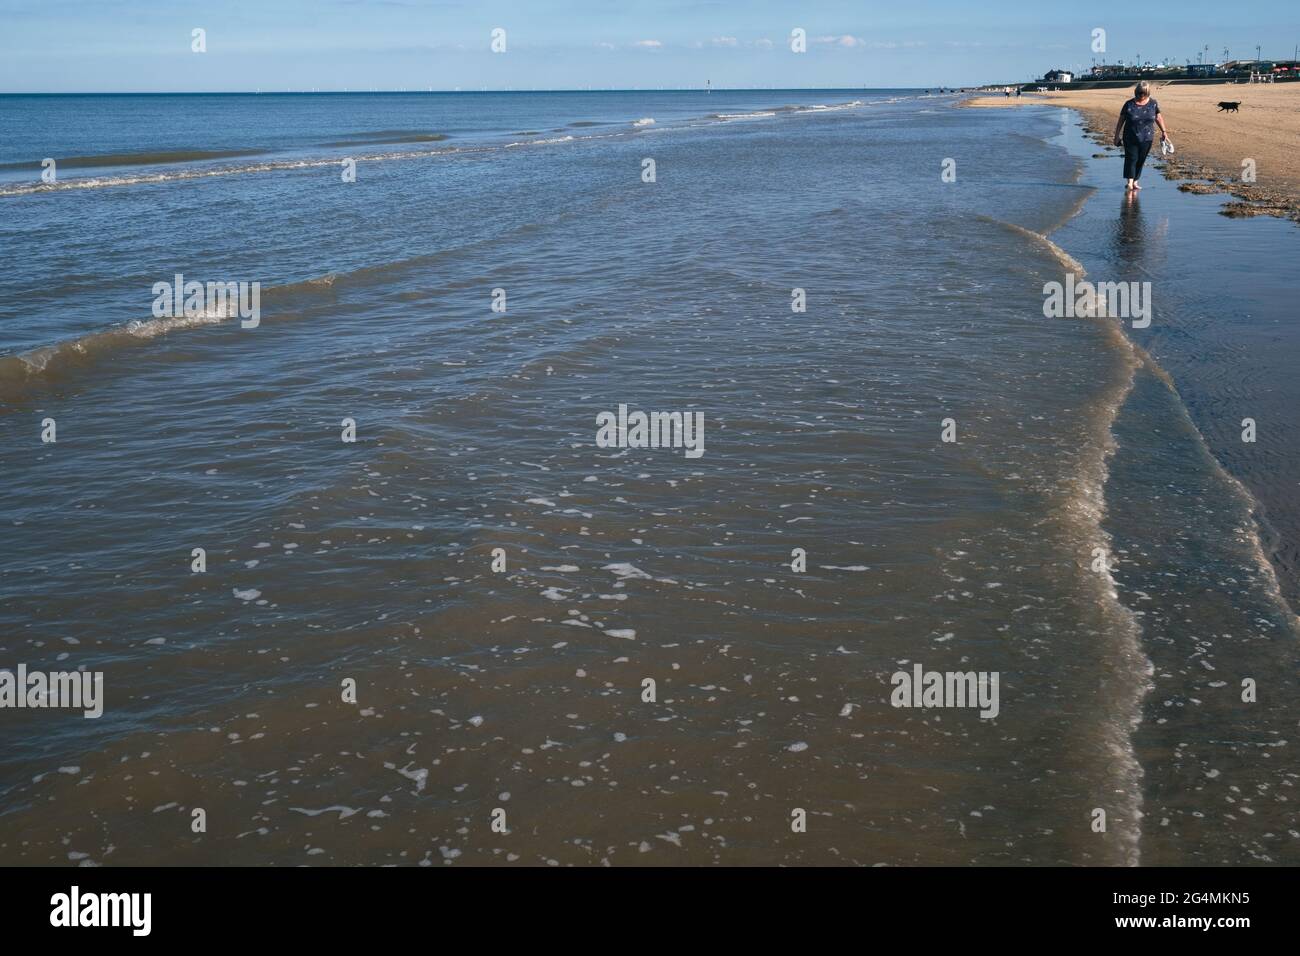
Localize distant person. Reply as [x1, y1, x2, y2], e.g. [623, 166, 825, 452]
[1113, 80, 1169, 191]
[1016, 88, 1022, 97]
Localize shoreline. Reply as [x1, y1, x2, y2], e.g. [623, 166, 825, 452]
[1038, 101, 1300, 618]
[963, 84, 1300, 224]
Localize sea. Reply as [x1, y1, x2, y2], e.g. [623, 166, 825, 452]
[1, 90, 1297, 866]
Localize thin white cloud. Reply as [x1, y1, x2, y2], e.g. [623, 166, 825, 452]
[815, 34, 865, 48]
[809, 35, 927, 50]
[711, 36, 738, 47]
[633, 39, 662, 49]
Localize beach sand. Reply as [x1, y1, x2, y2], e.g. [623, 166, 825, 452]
[965, 83, 1300, 222]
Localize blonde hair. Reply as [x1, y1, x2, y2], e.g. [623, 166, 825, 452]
[1135, 81, 1152, 98]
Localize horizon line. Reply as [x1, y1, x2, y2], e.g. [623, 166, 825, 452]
[0, 85, 973, 96]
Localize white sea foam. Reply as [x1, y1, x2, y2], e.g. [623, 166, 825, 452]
[602, 562, 652, 580]
[290, 806, 359, 819]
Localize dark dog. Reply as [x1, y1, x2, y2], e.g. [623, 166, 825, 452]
[1217, 101, 1242, 112]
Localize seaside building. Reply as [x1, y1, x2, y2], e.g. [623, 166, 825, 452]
[1085, 63, 1180, 80]
[1221, 59, 1299, 77]
[1089, 63, 1130, 78]
[1079, 59, 1299, 83]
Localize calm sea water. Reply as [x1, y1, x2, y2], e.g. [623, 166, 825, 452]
[0, 91, 1296, 866]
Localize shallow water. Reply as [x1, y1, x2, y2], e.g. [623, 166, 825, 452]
[0, 92, 1296, 865]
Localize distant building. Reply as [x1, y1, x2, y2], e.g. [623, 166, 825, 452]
[1089, 63, 1129, 78]
[1043, 69, 1074, 83]
[1068, 58, 1296, 84]
[1223, 59, 1275, 74]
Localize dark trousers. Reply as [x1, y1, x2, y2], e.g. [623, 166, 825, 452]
[1123, 137, 1153, 181]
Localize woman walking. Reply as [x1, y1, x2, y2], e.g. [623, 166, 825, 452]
[1113, 81, 1169, 191]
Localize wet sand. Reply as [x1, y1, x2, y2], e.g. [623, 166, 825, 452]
[966, 84, 1300, 223]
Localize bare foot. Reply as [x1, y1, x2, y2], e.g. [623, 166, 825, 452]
[1133, 182, 1142, 190]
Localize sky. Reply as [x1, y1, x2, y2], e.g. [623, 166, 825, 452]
[2, 0, 1298, 93]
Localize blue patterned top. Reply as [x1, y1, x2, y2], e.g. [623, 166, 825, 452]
[1121, 98, 1161, 144]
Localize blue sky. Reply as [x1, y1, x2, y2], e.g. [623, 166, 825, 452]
[2, 0, 1297, 92]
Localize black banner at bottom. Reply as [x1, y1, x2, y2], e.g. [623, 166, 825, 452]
[1, 865, 1281, 941]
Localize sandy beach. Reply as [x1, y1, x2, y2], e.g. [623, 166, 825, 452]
[966, 83, 1300, 222]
